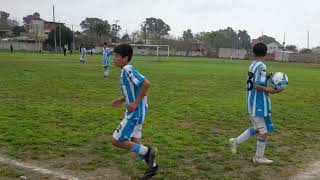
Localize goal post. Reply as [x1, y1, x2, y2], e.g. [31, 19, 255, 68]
[130, 44, 170, 57]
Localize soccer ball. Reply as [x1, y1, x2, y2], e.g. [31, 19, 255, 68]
[270, 72, 288, 90]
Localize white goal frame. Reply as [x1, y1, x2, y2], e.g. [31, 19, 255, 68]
[130, 44, 170, 57]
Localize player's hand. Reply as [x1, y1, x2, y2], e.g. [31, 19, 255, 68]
[267, 72, 274, 79]
[270, 88, 284, 94]
[127, 101, 138, 112]
[112, 98, 124, 107]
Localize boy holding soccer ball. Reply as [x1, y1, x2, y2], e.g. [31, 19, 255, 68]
[229, 43, 285, 164]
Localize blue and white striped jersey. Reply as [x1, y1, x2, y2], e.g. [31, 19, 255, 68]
[246, 60, 271, 117]
[102, 47, 112, 66]
[120, 64, 148, 122]
[81, 47, 86, 56]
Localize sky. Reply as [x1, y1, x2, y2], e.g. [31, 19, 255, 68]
[1, 0, 320, 48]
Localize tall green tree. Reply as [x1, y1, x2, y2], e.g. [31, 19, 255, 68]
[141, 17, 171, 44]
[238, 30, 251, 49]
[203, 31, 229, 49]
[23, 12, 41, 25]
[45, 25, 73, 49]
[0, 11, 10, 24]
[80, 17, 110, 39]
[110, 23, 121, 43]
[182, 29, 194, 55]
[218, 27, 240, 48]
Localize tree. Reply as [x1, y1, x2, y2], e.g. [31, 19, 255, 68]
[130, 31, 143, 44]
[80, 17, 110, 43]
[202, 31, 229, 49]
[141, 17, 171, 44]
[45, 25, 73, 50]
[140, 23, 148, 44]
[218, 27, 240, 48]
[0, 11, 10, 24]
[95, 22, 110, 37]
[182, 29, 194, 55]
[110, 23, 121, 43]
[80, 18, 110, 35]
[238, 30, 251, 49]
[23, 12, 42, 25]
[285, 45, 297, 52]
[12, 26, 25, 36]
[182, 29, 193, 41]
[120, 34, 131, 44]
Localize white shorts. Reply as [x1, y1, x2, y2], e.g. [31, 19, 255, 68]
[250, 116, 274, 134]
[112, 114, 143, 142]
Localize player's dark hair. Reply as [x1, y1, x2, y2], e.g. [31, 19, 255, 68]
[113, 44, 133, 62]
[253, 43, 267, 57]
[103, 42, 107, 46]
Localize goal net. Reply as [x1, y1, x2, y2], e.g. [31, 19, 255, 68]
[130, 44, 170, 57]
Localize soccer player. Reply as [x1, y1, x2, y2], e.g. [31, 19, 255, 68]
[229, 43, 284, 164]
[80, 45, 86, 63]
[102, 43, 112, 78]
[111, 44, 159, 178]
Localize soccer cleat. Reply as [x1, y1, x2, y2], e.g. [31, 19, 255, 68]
[144, 147, 157, 168]
[229, 138, 238, 155]
[141, 164, 159, 179]
[253, 156, 273, 164]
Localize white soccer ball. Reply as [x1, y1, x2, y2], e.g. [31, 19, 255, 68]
[270, 72, 288, 90]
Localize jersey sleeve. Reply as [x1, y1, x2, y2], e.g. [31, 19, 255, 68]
[255, 64, 267, 86]
[124, 66, 145, 86]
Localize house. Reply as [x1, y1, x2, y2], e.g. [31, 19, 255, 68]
[28, 20, 64, 40]
[0, 24, 12, 37]
[267, 41, 283, 53]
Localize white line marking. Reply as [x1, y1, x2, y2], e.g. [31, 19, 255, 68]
[0, 156, 80, 180]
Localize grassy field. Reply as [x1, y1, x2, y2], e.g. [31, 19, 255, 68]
[0, 51, 319, 179]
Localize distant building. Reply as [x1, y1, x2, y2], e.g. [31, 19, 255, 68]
[0, 24, 12, 37]
[312, 46, 320, 54]
[28, 19, 64, 40]
[267, 41, 283, 53]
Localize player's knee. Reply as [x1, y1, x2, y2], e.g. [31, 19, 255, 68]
[258, 132, 268, 138]
[111, 140, 119, 147]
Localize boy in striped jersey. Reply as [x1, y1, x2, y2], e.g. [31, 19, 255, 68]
[111, 44, 159, 178]
[229, 43, 284, 164]
[102, 42, 112, 78]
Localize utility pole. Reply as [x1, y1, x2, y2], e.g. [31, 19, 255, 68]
[282, 32, 286, 62]
[53, 5, 57, 53]
[59, 20, 62, 52]
[115, 20, 120, 46]
[307, 30, 310, 49]
[72, 25, 75, 52]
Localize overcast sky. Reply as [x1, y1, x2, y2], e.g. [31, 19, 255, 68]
[2, 0, 319, 48]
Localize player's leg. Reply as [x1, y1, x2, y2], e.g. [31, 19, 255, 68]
[132, 124, 159, 178]
[112, 117, 156, 168]
[104, 66, 109, 77]
[229, 117, 257, 154]
[253, 116, 273, 164]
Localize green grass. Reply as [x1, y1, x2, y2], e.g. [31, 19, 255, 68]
[0, 52, 319, 179]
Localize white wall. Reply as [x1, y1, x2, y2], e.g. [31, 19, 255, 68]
[0, 40, 43, 51]
[275, 50, 290, 61]
[218, 48, 247, 59]
[267, 43, 280, 53]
